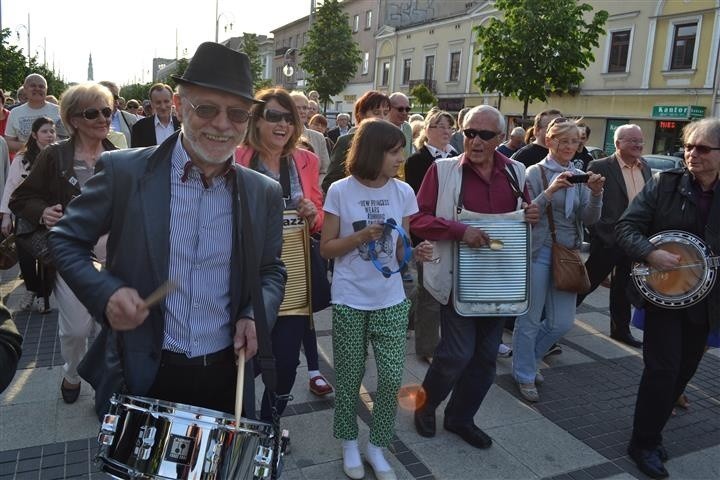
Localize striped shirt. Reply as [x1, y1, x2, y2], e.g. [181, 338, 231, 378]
[163, 136, 235, 356]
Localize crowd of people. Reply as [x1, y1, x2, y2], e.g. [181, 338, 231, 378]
[1, 41, 718, 480]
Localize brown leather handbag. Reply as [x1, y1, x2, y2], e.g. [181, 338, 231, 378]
[540, 167, 590, 294]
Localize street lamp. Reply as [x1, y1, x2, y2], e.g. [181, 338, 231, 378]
[283, 48, 297, 79]
[214, 0, 234, 43]
[15, 16, 30, 67]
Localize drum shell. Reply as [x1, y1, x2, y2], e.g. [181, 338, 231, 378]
[97, 395, 276, 480]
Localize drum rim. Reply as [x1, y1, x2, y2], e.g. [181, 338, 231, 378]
[633, 230, 716, 309]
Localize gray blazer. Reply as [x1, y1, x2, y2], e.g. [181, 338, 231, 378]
[49, 132, 286, 417]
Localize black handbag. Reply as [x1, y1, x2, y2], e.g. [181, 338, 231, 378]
[14, 217, 53, 265]
[310, 234, 331, 312]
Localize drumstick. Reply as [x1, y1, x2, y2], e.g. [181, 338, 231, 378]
[142, 281, 177, 309]
[235, 348, 245, 423]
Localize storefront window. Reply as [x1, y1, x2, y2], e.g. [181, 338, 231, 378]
[653, 120, 687, 155]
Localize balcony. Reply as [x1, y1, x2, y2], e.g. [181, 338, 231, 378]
[408, 79, 437, 94]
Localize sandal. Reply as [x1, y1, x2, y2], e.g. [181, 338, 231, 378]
[309, 375, 333, 396]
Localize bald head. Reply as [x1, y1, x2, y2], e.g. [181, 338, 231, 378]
[389, 92, 411, 126]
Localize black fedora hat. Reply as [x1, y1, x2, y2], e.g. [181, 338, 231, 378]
[172, 42, 262, 103]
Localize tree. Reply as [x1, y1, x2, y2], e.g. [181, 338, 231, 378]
[475, 0, 608, 118]
[165, 58, 189, 90]
[120, 82, 153, 102]
[241, 33, 273, 91]
[410, 83, 437, 114]
[0, 28, 67, 97]
[300, 0, 362, 111]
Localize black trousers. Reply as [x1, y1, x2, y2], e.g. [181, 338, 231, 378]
[147, 349, 237, 415]
[577, 242, 632, 335]
[631, 305, 708, 448]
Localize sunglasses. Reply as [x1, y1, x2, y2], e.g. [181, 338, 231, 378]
[684, 143, 720, 154]
[76, 107, 113, 120]
[393, 106, 412, 113]
[263, 109, 295, 123]
[463, 129, 499, 141]
[184, 98, 252, 123]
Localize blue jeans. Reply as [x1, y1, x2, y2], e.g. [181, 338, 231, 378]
[512, 246, 577, 384]
[421, 304, 505, 426]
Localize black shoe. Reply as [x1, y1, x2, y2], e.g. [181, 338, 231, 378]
[61, 380, 81, 404]
[443, 422, 492, 449]
[657, 444, 669, 462]
[610, 332, 643, 348]
[414, 406, 436, 437]
[627, 443, 669, 479]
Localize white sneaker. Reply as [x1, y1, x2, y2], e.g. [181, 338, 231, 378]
[498, 343, 513, 357]
[17, 292, 35, 311]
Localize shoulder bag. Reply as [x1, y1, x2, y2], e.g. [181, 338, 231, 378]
[539, 167, 590, 294]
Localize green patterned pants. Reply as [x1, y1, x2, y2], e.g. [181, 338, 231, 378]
[332, 299, 411, 447]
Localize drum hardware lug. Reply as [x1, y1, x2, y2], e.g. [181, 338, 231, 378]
[253, 446, 274, 478]
[632, 266, 650, 276]
[280, 429, 290, 455]
[133, 426, 157, 460]
[99, 414, 119, 445]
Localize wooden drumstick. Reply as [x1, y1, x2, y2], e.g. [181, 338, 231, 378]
[235, 348, 245, 423]
[143, 280, 177, 309]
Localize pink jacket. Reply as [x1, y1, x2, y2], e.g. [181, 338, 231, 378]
[235, 146, 324, 234]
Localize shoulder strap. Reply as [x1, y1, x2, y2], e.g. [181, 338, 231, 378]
[539, 166, 558, 243]
[279, 156, 291, 200]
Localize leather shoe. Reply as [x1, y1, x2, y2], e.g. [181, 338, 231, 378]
[443, 422, 492, 449]
[610, 332, 642, 348]
[627, 443, 668, 479]
[414, 406, 436, 437]
[657, 444, 669, 462]
[61, 379, 81, 404]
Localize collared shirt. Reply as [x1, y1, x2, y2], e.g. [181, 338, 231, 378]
[163, 136, 235, 357]
[412, 151, 530, 241]
[616, 154, 646, 202]
[424, 142, 457, 159]
[692, 176, 718, 227]
[154, 115, 176, 145]
[110, 109, 122, 133]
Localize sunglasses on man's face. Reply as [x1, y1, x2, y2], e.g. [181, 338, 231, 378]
[263, 109, 295, 123]
[184, 98, 252, 124]
[76, 107, 113, 120]
[463, 129, 499, 141]
[684, 143, 720, 155]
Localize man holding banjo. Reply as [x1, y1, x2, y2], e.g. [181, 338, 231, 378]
[617, 117, 720, 479]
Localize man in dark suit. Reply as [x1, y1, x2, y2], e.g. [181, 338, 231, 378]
[577, 124, 651, 348]
[326, 113, 350, 144]
[131, 83, 181, 147]
[49, 42, 286, 418]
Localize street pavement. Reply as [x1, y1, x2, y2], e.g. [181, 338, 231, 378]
[1, 263, 718, 480]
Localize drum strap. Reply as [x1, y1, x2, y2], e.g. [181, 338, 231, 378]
[236, 170, 277, 393]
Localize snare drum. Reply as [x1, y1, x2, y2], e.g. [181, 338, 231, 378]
[97, 395, 283, 479]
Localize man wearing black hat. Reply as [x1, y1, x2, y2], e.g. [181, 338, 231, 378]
[49, 42, 287, 418]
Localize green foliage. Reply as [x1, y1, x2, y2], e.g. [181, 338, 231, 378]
[474, 0, 608, 118]
[300, 0, 362, 109]
[410, 83, 437, 114]
[165, 58, 189, 90]
[0, 28, 67, 97]
[240, 33, 270, 91]
[120, 83, 153, 102]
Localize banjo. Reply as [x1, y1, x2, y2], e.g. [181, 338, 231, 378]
[631, 230, 718, 309]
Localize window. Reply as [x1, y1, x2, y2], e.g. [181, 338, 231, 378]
[362, 52, 369, 75]
[402, 58, 412, 84]
[424, 55, 435, 82]
[449, 51, 461, 82]
[353, 14, 359, 33]
[607, 30, 631, 73]
[381, 61, 390, 86]
[671, 22, 697, 70]
[365, 10, 373, 30]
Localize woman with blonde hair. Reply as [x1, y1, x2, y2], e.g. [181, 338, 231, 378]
[511, 118, 604, 403]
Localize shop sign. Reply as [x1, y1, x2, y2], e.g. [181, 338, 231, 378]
[651, 105, 706, 119]
[343, 95, 357, 103]
[437, 98, 465, 112]
[604, 119, 628, 154]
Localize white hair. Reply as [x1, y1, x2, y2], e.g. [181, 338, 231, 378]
[614, 124, 642, 143]
[463, 105, 506, 132]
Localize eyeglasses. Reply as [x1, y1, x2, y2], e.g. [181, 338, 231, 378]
[184, 98, 252, 123]
[262, 109, 295, 123]
[75, 107, 113, 120]
[684, 143, 720, 154]
[620, 138, 645, 146]
[463, 129, 500, 141]
[429, 124, 453, 131]
[393, 106, 412, 113]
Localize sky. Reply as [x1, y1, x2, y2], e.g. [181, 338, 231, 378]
[2, 0, 312, 87]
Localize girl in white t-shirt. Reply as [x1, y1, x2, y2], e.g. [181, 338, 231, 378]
[321, 119, 433, 480]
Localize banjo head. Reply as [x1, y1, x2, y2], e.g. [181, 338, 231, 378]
[632, 230, 716, 309]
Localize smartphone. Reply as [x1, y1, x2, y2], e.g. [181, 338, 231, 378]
[567, 174, 590, 184]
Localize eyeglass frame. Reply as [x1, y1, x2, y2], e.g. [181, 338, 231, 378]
[183, 97, 253, 124]
[74, 107, 113, 120]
